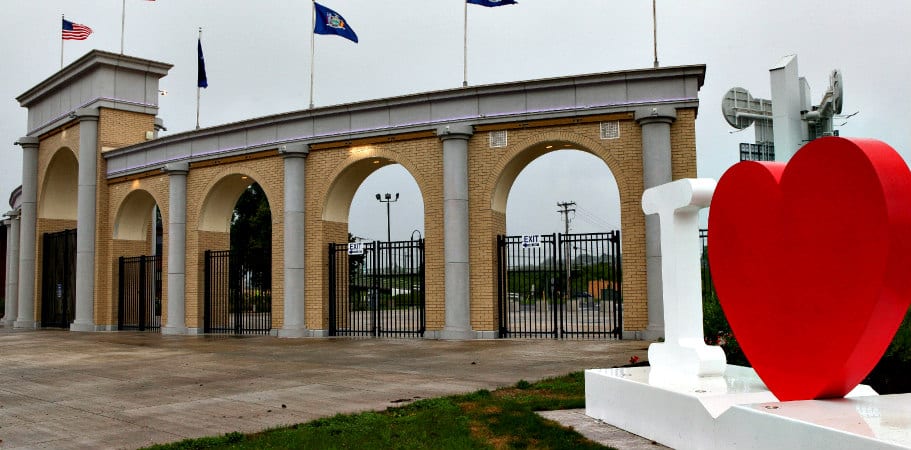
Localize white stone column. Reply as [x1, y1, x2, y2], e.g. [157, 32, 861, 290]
[71, 108, 100, 332]
[15, 136, 39, 329]
[162, 162, 189, 335]
[3, 211, 20, 327]
[636, 106, 676, 340]
[437, 124, 474, 340]
[278, 144, 309, 338]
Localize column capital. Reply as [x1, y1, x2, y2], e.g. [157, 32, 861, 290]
[635, 106, 677, 125]
[436, 123, 474, 141]
[161, 162, 190, 175]
[4, 210, 20, 219]
[279, 143, 310, 158]
[15, 136, 39, 150]
[74, 107, 100, 122]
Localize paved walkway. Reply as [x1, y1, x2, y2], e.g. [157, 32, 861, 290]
[0, 329, 649, 449]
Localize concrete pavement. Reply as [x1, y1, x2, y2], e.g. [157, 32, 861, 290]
[0, 329, 649, 449]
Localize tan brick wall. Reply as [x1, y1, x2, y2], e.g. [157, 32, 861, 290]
[99, 109, 155, 151]
[671, 109, 699, 179]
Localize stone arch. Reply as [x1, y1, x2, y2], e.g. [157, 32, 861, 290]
[319, 146, 429, 223]
[197, 167, 277, 233]
[112, 188, 163, 241]
[39, 147, 79, 220]
[485, 130, 631, 215]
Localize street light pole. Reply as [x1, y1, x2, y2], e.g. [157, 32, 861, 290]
[375, 192, 399, 273]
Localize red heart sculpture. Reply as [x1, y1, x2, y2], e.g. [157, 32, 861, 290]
[708, 137, 911, 401]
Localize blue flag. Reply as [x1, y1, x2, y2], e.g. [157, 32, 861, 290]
[197, 38, 208, 88]
[467, 0, 518, 6]
[313, 2, 358, 43]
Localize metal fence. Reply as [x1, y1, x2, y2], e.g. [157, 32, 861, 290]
[497, 232, 622, 339]
[204, 250, 272, 334]
[328, 239, 425, 337]
[118, 255, 162, 331]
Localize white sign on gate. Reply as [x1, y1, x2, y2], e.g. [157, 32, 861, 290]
[521, 235, 542, 249]
[348, 242, 365, 256]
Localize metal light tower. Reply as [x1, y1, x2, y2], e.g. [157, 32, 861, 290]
[376, 192, 399, 273]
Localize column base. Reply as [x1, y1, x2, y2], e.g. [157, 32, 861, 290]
[1, 318, 15, 328]
[277, 327, 309, 338]
[642, 324, 665, 341]
[161, 326, 189, 335]
[14, 320, 36, 329]
[436, 327, 475, 340]
[70, 321, 96, 332]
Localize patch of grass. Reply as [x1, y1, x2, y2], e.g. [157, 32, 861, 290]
[144, 373, 613, 450]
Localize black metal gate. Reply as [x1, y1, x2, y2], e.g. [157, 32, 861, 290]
[41, 229, 76, 328]
[497, 232, 622, 339]
[204, 250, 272, 334]
[328, 239, 425, 337]
[118, 255, 162, 331]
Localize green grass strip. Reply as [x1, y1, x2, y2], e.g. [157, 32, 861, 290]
[143, 372, 614, 450]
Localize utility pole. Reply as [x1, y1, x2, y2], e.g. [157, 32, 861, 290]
[557, 201, 576, 302]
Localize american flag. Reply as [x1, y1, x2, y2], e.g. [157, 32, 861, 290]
[62, 19, 92, 40]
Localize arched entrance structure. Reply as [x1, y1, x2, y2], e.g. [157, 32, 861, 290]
[488, 138, 626, 338]
[35, 147, 79, 328]
[194, 171, 279, 334]
[10, 50, 703, 339]
[111, 188, 164, 331]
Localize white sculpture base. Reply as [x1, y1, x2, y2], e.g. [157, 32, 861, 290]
[586, 365, 911, 450]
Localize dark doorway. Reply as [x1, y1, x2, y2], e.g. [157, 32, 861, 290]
[41, 229, 76, 328]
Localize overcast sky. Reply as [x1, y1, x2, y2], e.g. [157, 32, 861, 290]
[2, 1, 909, 242]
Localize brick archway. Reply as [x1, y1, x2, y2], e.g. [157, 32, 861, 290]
[469, 121, 649, 334]
[306, 140, 441, 332]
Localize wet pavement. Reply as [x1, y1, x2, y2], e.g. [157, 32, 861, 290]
[0, 329, 649, 449]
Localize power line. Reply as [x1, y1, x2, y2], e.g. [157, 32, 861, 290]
[575, 205, 619, 230]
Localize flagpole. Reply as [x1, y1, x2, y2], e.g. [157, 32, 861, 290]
[309, 0, 316, 108]
[462, 1, 468, 87]
[652, 0, 659, 68]
[61, 14, 65, 69]
[121, 0, 126, 54]
[196, 27, 202, 130]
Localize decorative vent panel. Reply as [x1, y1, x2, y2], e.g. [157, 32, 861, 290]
[489, 130, 508, 148]
[600, 121, 620, 140]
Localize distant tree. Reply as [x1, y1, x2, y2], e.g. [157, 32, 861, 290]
[231, 183, 271, 255]
[231, 183, 271, 290]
